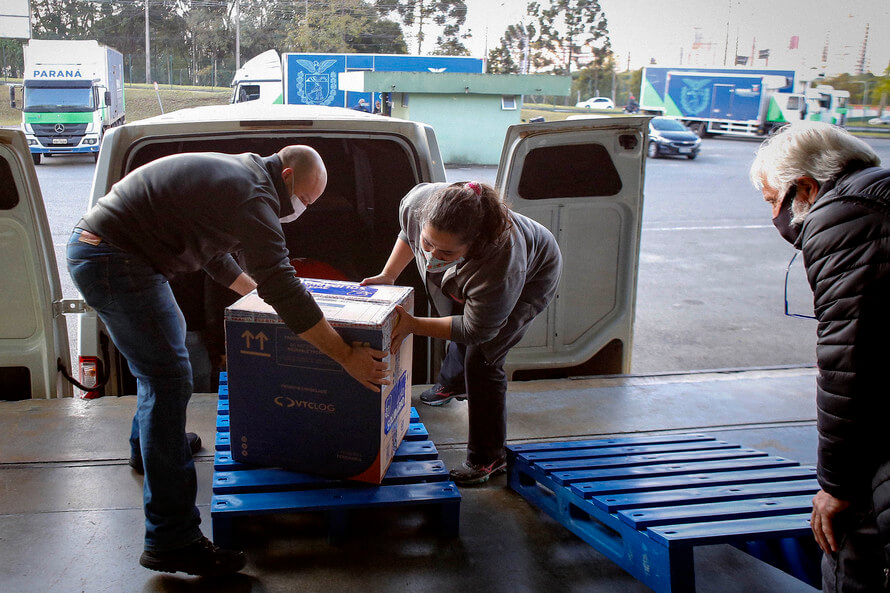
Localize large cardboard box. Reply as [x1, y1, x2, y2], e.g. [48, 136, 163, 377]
[224, 279, 413, 483]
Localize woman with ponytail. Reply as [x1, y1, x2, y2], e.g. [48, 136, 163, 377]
[362, 181, 562, 485]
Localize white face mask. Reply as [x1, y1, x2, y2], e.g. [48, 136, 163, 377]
[279, 197, 306, 224]
[279, 175, 309, 224]
[423, 248, 464, 273]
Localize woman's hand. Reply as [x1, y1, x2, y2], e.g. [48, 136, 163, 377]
[391, 305, 416, 355]
[360, 273, 395, 286]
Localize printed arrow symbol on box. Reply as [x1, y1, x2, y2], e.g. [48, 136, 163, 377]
[241, 330, 254, 348]
[255, 332, 269, 350]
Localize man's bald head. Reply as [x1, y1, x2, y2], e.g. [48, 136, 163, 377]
[278, 145, 327, 204]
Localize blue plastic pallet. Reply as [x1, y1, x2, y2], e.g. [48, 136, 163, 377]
[211, 375, 460, 547]
[508, 434, 822, 593]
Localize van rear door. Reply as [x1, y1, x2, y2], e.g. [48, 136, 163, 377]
[0, 129, 71, 398]
[496, 116, 649, 378]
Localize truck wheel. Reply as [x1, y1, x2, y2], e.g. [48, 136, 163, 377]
[689, 122, 707, 137]
[93, 153, 99, 163]
[647, 142, 659, 159]
[32, 153, 41, 165]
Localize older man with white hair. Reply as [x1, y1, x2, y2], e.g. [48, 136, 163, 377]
[751, 121, 890, 592]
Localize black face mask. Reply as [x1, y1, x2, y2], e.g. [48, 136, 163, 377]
[772, 185, 801, 246]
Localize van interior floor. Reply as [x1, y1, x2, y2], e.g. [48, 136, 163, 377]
[0, 367, 821, 593]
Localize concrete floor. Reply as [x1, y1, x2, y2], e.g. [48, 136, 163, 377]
[0, 367, 821, 593]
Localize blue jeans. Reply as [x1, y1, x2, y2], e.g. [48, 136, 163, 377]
[67, 230, 202, 552]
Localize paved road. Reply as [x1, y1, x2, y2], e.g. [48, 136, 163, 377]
[40, 136, 890, 375]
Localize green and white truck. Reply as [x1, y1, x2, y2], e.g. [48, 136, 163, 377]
[10, 39, 125, 164]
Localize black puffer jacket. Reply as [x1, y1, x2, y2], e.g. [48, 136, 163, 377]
[798, 166, 890, 557]
[874, 461, 890, 570]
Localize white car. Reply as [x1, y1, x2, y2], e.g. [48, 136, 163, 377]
[576, 97, 614, 110]
[868, 114, 890, 125]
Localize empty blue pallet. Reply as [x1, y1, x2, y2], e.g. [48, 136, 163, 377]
[211, 375, 460, 547]
[508, 434, 822, 593]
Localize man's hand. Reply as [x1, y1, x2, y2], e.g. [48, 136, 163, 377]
[390, 305, 415, 355]
[341, 342, 391, 392]
[360, 273, 395, 286]
[811, 489, 851, 554]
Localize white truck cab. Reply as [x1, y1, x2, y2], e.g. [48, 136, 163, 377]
[1, 104, 649, 399]
[230, 50, 283, 104]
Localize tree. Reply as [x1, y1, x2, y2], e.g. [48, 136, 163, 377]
[487, 44, 518, 74]
[527, 0, 611, 75]
[34, 0, 187, 83]
[876, 62, 890, 112]
[488, 23, 536, 74]
[0, 39, 24, 78]
[185, 4, 233, 86]
[237, 0, 296, 61]
[31, 0, 100, 39]
[373, 0, 468, 55]
[287, 0, 406, 54]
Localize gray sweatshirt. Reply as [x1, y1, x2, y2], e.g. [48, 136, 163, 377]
[398, 182, 562, 361]
[79, 152, 322, 335]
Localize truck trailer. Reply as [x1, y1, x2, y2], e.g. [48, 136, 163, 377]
[639, 66, 800, 137]
[12, 39, 125, 164]
[231, 51, 484, 112]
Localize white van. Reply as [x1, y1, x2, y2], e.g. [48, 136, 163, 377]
[0, 106, 650, 399]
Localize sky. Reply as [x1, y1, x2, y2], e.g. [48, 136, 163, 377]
[457, 0, 890, 78]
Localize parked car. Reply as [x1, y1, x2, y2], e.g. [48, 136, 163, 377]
[576, 97, 614, 110]
[868, 113, 890, 125]
[1, 106, 650, 400]
[647, 117, 701, 160]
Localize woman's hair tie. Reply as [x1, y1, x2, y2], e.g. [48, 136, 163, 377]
[466, 181, 482, 196]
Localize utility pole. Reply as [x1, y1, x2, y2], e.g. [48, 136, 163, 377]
[144, 0, 150, 84]
[235, 0, 240, 70]
[723, 0, 731, 66]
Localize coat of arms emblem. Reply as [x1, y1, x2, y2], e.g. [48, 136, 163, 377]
[679, 78, 710, 115]
[295, 59, 338, 105]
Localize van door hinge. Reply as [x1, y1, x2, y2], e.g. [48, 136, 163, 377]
[54, 299, 91, 315]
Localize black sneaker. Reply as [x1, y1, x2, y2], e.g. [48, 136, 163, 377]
[449, 458, 508, 486]
[129, 432, 203, 474]
[139, 536, 246, 576]
[419, 383, 467, 406]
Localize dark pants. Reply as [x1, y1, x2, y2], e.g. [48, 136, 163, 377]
[438, 342, 507, 466]
[822, 504, 887, 592]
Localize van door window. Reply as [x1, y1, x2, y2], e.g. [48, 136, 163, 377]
[517, 143, 622, 199]
[0, 159, 19, 209]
